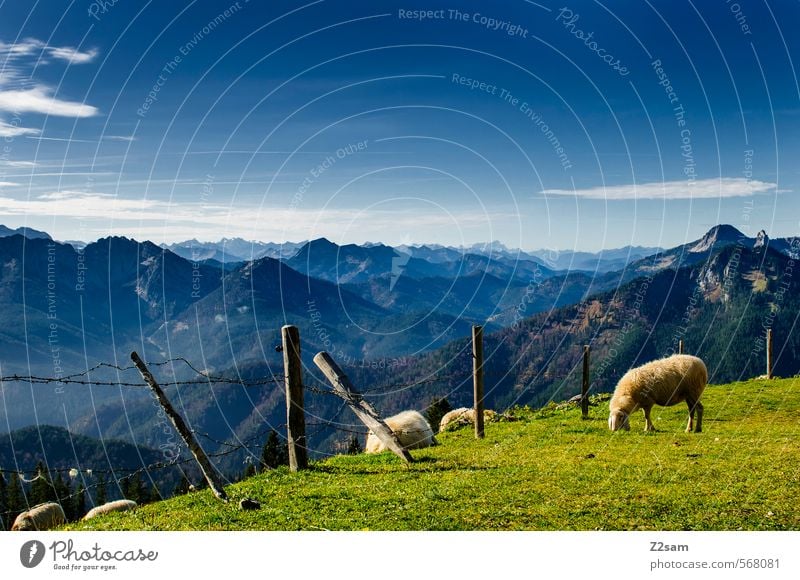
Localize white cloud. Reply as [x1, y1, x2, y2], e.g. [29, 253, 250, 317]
[0, 119, 41, 137]
[0, 192, 159, 217]
[0, 160, 37, 168]
[0, 87, 99, 117]
[540, 178, 778, 200]
[0, 192, 501, 244]
[0, 181, 20, 187]
[103, 135, 136, 142]
[24, 135, 96, 142]
[37, 190, 115, 201]
[45, 46, 98, 65]
[0, 39, 97, 67]
[0, 38, 100, 124]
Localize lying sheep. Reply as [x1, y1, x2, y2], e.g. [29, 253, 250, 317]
[366, 410, 437, 453]
[11, 502, 66, 531]
[609, 354, 707, 433]
[83, 499, 137, 520]
[439, 407, 498, 432]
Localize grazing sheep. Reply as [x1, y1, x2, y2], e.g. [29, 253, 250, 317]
[83, 499, 137, 520]
[439, 407, 498, 432]
[609, 354, 708, 433]
[11, 502, 66, 531]
[366, 410, 437, 453]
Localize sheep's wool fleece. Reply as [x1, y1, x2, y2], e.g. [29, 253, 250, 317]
[11, 502, 66, 531]
[439, 408, 497, 431]
[366, 410, 435, 453]
[612, 354, 707, 408]
[83, 499, 138, 520]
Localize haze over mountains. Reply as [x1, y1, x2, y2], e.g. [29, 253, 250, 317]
[1, 223, 798, 478]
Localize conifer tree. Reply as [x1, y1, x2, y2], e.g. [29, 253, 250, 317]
[347, 435, 363, 455]
[127, 474, 144, 504]
[73, 483, 87, 520]
[30, 462, 56, 505]
[148, 483, 162, 504]
[96, 474, 107, 506]
[6, 473, 26, 527]
[260, 430, 289, 470]
[119, 475, 131, 500]
[173, 474, 190, 496]
[53, 472, 72, 520]
[426, 397, 452, 434]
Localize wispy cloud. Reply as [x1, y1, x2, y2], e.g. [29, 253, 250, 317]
[44, 46, 98, 65]
[0, 159, 37, 168]
[0, 39, 97, 67]
[540, 178, 778, 200]
[37, 190, 115, 201]
[24, 134, 96, 142]
[0, 37, 100, 131]
[0, 192, 158, 217]
[0, 87, 99, 117]
[0, 192, 500, 243]
[103, 135, 136, 142]
[0, 181, 20, 187]
[0, 119, 40, 137]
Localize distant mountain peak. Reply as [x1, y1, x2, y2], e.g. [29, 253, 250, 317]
[689, 224, 745, 253]
[0, 224, 52, 241]
[308, 237, 335, 245]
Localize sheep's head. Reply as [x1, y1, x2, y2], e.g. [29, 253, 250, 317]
[608, 410, 630, 431]
[11, 514, 33, 531]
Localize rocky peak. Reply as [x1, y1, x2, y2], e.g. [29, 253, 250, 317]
[689, 224, 745, 254]
[754, 229, 769, 249]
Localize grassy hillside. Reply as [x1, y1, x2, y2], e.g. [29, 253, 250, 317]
[68, 377, 800, 531]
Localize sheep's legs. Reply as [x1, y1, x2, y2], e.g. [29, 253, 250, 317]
[643, 406, 656, 431]
[693, 401, 703, 433]
[686, 398, 704, 433]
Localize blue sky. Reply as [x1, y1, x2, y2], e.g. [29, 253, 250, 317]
[0, 0, 797, 251]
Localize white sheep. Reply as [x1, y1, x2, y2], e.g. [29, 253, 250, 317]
[609, 354, 708, 433]
[365, 410, 437, 453]
[11, 502, 66, 531]
[439, 407, 498, 432]
[82, 499, 138, 520]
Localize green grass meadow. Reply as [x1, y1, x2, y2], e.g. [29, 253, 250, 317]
[68, 377, 800, 531]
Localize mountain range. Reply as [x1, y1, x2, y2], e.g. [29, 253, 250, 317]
[0, 224, 51, 240]
[349, 226, 800, 414]
[0, 223, 798, 475]
[160, 236, 665, 274]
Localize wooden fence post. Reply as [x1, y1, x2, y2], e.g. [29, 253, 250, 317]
[313, 351, 413, 463]
[767, 328, 773, 379]
[130, 351, 228, 501]
[581, 345, 590, 419]
[678, 340, 684, 355]
[472, 325, 485, 439]
[282, 325, 307, 471]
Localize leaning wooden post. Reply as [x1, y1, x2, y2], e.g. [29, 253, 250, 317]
[766, 328, 773, 379]
[472, 325, 485, 439]
[130, 351, 228, 501]
[581, 345, 590, 419]
[678, 340, 684, 355]
[313, 351, 413, 463]
[282, 325, 307, 471]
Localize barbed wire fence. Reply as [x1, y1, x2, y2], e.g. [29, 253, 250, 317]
[0, 422, 286, 527]
[0, 321, 648, 526]
[0, 327, 480, 525]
